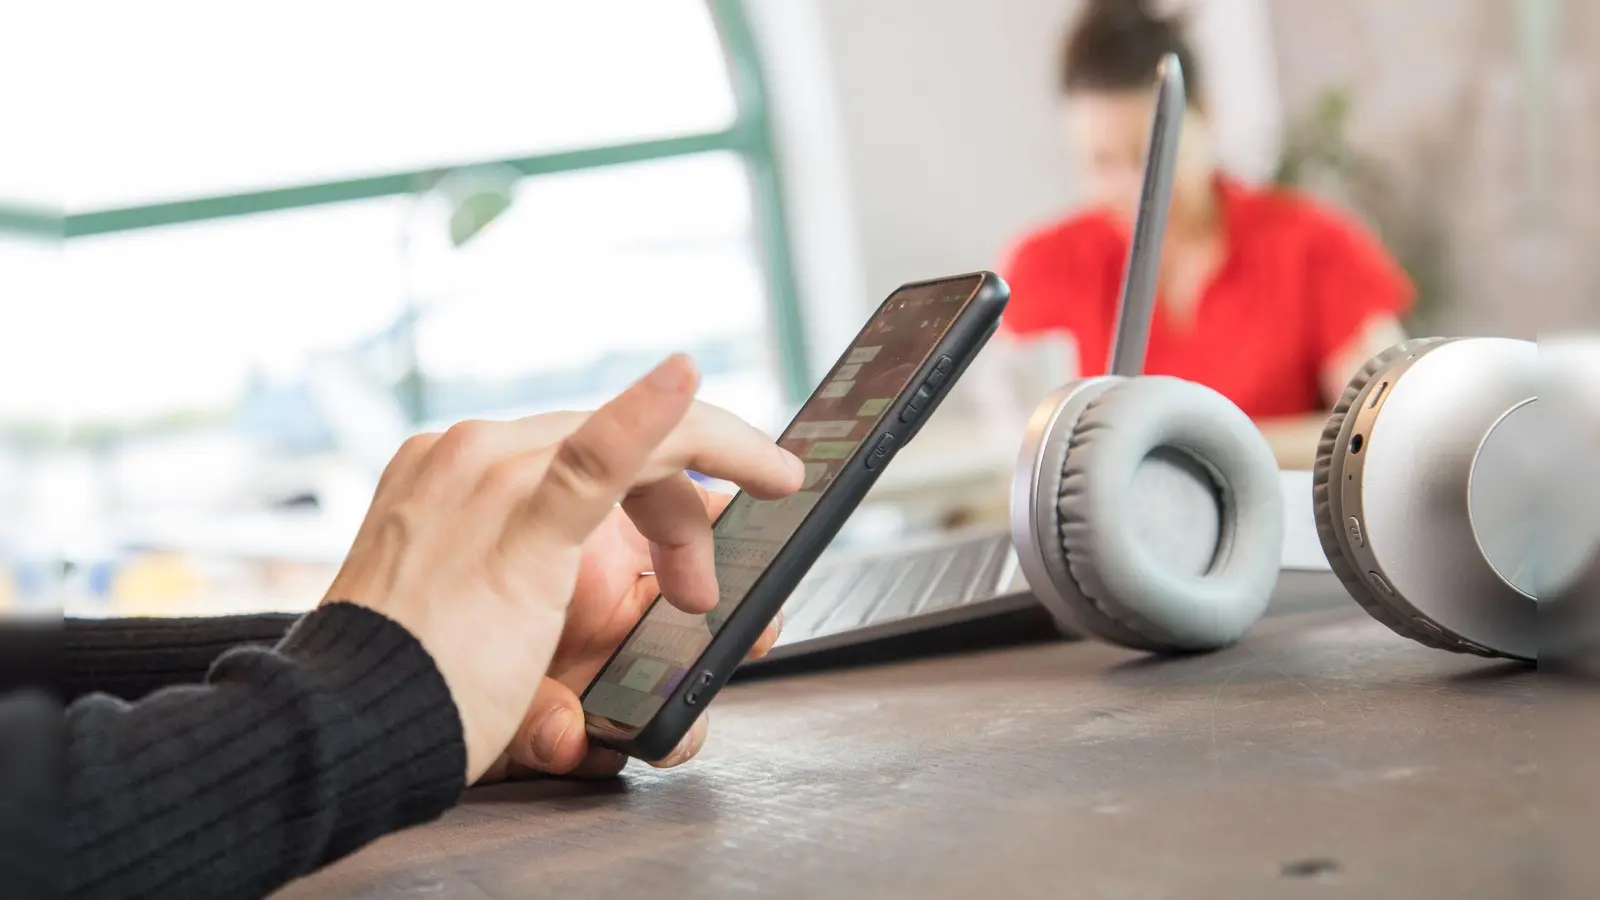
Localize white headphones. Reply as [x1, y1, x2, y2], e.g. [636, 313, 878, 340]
[1313, 336, 1541, 661]
[1004, 57, 1556, 662]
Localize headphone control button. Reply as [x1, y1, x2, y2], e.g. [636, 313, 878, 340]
[1367, 571, 1395, 596]
[1346, 517, 1365, 548]
[1411, 616, 1444, 637]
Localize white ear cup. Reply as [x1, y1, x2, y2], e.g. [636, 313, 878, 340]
[1011, 376, 1284, 653]
[1313, 337, 1539, 661]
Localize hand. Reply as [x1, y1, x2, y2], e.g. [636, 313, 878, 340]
[321, 355, 804, 783]
[476, 488, 783, 783]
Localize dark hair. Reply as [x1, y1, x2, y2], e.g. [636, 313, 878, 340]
[1060, 0, 1202, 105]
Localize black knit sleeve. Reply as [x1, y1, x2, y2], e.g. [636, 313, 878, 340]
[63, 602, 467, 900]
[0, 691, 61, 900]
[63, 614, 299, 703]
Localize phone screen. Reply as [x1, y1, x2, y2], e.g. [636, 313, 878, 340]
[582, 274, 985, 732]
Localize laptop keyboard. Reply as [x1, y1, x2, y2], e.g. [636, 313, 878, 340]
[774, 530, 1017, 647]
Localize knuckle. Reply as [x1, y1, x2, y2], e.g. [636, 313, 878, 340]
[377, 432, 440, 489]
[549, 435, 620, 496]
[399, 431, 441, 458]
[436, 419, 494, 468]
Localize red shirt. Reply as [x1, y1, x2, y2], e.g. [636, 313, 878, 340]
[999, 177, 1413, 418]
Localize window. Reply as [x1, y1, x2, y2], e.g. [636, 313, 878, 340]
[4, 0, 804, 617]
[65, 0, 739, 210]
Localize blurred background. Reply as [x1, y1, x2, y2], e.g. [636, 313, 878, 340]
[2, 0, 1594, 620]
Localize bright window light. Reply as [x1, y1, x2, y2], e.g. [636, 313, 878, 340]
[9, 1, 786, 617]
[64, 0, 737, 211]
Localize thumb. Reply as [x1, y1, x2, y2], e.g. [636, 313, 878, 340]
[508, 677, 589, 775]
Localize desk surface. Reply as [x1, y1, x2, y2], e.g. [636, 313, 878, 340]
[277, 580, 1565, 900]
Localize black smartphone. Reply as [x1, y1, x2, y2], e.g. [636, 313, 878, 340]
[580, 270, 1009, 761]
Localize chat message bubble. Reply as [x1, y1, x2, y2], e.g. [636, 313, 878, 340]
[789, 420, 856, 440]
[807, 441, 856, 460]
[857, 398, 892, 417]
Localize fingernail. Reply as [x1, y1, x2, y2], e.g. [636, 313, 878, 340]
[532, 708, 574, 765]
[646, 354, 695, 391]
[663, 725, 706, 767]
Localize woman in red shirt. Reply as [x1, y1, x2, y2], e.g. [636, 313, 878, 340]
[999, 0, 1412, 469]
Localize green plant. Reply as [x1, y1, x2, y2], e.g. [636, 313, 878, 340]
[1272, 86, 1446, 328]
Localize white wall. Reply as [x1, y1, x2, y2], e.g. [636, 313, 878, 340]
[746, 0, 1283, 376]
[751, 0, 1075, 374]
[1270, 0, 1598, 336]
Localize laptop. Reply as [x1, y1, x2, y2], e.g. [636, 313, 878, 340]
[748, 57, 1333, 666]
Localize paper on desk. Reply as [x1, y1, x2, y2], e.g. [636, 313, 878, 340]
[1277, 470, 1329, 571]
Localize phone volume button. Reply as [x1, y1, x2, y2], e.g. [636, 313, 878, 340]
[864, 433, 897, 471]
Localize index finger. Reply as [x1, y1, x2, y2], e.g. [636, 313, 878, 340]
[633, 404, 804, 501]
[509, 355, 700, 548]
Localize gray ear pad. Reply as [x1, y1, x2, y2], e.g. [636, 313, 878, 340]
[1311, 337, 1494, 656]
[1040, 376, 1285, 652]
[1012, 378, 1155, 650]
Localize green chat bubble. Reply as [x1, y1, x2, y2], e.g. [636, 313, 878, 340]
[807, 441, 856, 460]
[856, 398, 892, 417]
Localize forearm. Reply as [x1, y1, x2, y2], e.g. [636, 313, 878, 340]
[1254, 414, 1328, 471]
[64, 603, 466, 900]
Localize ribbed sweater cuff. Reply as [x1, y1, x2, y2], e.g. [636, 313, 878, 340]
[267, 601, 469, 813]
[61, 603, 470, 900]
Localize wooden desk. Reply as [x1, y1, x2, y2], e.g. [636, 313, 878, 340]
[277, 578, 1557, 900]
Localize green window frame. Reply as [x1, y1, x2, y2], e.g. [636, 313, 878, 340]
[36, 0, 811, 407]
